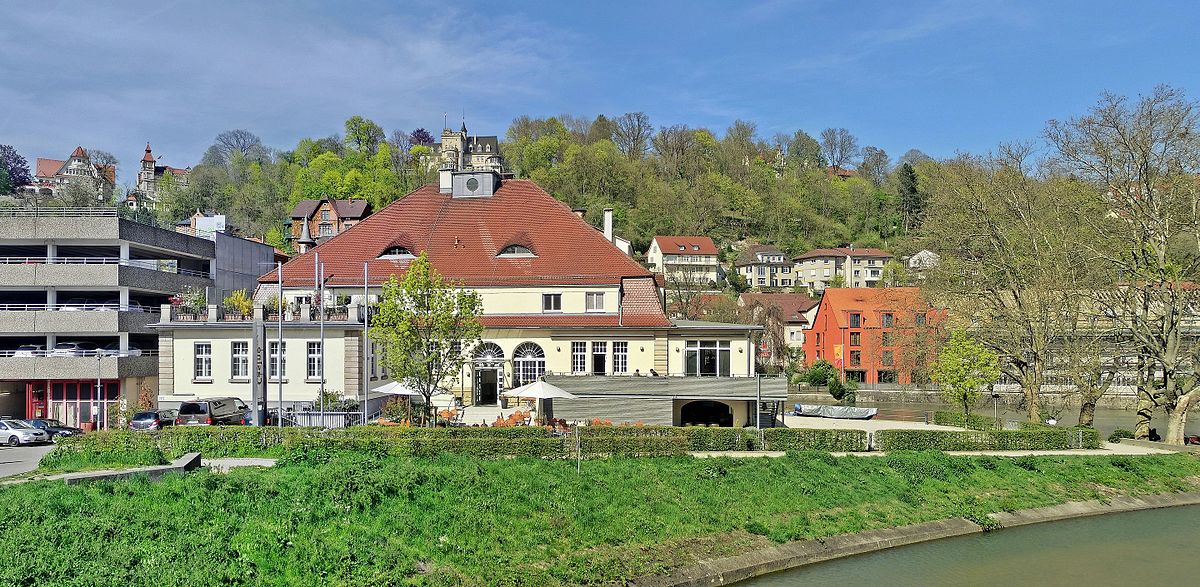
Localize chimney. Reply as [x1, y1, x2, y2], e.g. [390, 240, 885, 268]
[603, 208, 614, 242]
[572, 208, 586, 219]
[439, 168, 453, 193]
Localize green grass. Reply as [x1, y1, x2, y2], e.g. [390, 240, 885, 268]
[1, 452, 1198, 586]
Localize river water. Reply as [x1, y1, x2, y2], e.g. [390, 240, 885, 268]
[745, 506, 1200, 586]
[853, 400, 1200, 439]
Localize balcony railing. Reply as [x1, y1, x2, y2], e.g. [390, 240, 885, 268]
[0, 256, 210, 278]
[166, 304, 363, 323]
[0, 208, 118, 218]
[0, 349, 159, 358]
[0, 303, 159, 313]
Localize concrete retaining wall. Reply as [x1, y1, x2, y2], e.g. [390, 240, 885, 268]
[634, 491, 1200, 586]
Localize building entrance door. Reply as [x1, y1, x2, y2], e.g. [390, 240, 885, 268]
[475, 368, 499, 405]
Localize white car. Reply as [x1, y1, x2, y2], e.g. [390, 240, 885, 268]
[12, 344, 43, 357]
[49, 342, 99, 357]
[0, 419, 50, 446]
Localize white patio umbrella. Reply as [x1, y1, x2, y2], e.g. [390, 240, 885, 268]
[501, 379, 577, 424]
[372, 381, 423, 398]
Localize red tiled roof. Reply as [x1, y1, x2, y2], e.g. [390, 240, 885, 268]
[266, 180, 657, 289]
[143, 143, 155, 162]
[35, 158, 65, 179]
[827, 166, 857, 178]
[794, 247, 892, 261]
[739, 292, 818, 323]
[70, 146, 87, 158]
[653, 236, 719, 256]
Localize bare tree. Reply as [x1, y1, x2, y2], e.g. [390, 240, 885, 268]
[819, 127, 859, 169]
[87, 149, 119, 203]
[665, 262, 713, 320]
[614, 112, 653, 160]
[920, 146, 1110, 422]
[1046, 85, 1200, 443]
[858, 146, 890, 187]
[651, 125, 697, 181]
[212, 130, 264, 164]
[898, 148, 933, 167]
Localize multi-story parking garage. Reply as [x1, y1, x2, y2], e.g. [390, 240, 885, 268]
[0, 208, 272, 428]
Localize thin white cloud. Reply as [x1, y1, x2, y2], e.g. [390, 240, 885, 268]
[0, 1, 569, 180]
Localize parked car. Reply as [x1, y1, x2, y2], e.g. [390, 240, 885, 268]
[100, 342, 142, 357]
[175, 398, 250, 426]
[61, 298, 97, 311]
[49, 341, 99, 357]
[27, 418, 84, 440]
[12, 344, 43, 357]
[0, 419, 50, 446]
[129, 409, 177, 431]
[102, 299, 144, 312]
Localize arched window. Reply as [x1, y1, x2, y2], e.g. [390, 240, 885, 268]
[378, 246, 414, 259]
[498, 244, 535, 257]
[473, 342, 505, 367]
[512, 342, 546, 387]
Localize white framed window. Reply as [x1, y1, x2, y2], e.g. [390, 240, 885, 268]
[684, 340, 731, 376]
[320, 210, 330, 221]
[823, 268, 831, 277]
[269, 341, 286, 380]
[542, 293, 562, 313]
[319, 223, 333, 236]
[571, 342, 587, 374]
[193, 342, 212, 380]
[513, 342, 546, 387]
[613, 341, 628, 374]
[230, 341, 249, 380]
[307, 341, 322, 380]
[585, 292, 604, 312]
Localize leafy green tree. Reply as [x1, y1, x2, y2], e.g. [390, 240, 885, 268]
[932, 329, 1000, 416]
[344, 116, 386, 156]
[370, 253, 484, 424]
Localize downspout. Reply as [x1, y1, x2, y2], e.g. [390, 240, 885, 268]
[618, 277, 625, 327]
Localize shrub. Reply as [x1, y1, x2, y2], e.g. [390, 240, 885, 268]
[799, 359, 837, 386]
[1108, 428, 1135, 443]
[40, 432, 167, 472]
[933, 411, 999, 431]
[762, 428, 867, 452]
[222, 289, 253, 316]
[875, 427, 1100, 451]
[681, 427, 759, 451]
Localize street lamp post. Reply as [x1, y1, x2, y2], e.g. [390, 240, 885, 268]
[95, 352, 102, 430]
[259, 260, 284, 427]
[362, 261, 369, 425]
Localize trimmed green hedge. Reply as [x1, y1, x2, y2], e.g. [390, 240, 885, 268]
[762, 428, 868, 452]
[43, 424, 877, 471]
[932, 411, 1000, 431]
[875, 427, 1101, 451]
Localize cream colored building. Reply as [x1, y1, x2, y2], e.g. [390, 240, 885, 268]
[647, 236, 722, 286]
[793, 246, 893, 291]
[155, 175, 766, 426]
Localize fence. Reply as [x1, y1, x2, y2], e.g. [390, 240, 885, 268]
[0, 256, 209, 278]
[0, 207, 118, 217]
[0, 348, 158, 358]
[0, 303, 158, 313]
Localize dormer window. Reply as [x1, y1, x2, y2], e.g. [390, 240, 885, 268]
[678, 245, 685, 251]
[378, 246, 414, 259]
[498, 244, 535, 257]
[692, 245, 699, 251]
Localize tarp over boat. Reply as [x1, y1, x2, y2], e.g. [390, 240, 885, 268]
[792, 404, 878, 420]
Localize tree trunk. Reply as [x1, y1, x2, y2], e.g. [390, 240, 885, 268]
[1023, 380, 1041, 423]
[1078, 400, 1097, 428]
[1134, 388, 1155, 440]
[1165, 395, 1194, 445]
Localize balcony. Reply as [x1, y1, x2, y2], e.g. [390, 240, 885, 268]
[161, 304, 363, 325]
[0, 257, 211, 290]
[0, 350, 158, 380]
[0, 303, 159, 334]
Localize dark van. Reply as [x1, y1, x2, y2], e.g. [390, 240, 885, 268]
[175, 398, 250, 426]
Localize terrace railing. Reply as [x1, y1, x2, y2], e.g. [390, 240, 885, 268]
[0, 207, 118, 217]
[0, 349, 159, 358]
[0, 256, 209, 278]
[0, 303, 159, 313]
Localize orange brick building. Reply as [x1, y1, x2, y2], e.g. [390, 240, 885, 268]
[802, 288, 941, 384]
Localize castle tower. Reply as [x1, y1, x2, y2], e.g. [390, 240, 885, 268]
[139, 143, 156, 195]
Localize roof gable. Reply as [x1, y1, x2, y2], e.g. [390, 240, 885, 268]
[652, 236, 719, 256]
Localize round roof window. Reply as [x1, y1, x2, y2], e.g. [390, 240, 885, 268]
[466, 177, 480, 191]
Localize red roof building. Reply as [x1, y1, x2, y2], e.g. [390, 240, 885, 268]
[21, 146, 116, 200]
[157, 175, 763, 422]
[802, 288, 941, 384]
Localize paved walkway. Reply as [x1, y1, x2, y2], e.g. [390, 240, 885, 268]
[206, 457, 278, 472]
[0, 444, 54, 478]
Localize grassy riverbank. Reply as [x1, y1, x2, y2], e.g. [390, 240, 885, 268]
[2, 451, 1198, 585]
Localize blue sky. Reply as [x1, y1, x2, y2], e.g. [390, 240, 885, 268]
[3, 0, 1198, 184]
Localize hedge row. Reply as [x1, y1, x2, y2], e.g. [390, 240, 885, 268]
[932, 411, 1000, 431]
[763, 428, 868, 452]
[875, 427, 1101, 451]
